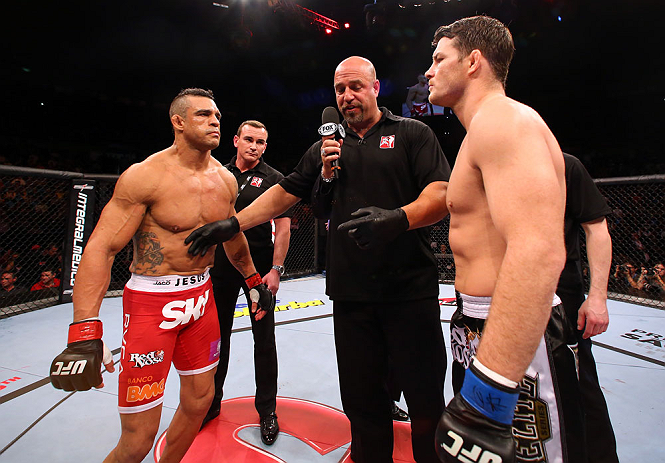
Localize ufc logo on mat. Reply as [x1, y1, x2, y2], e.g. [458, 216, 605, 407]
[442, 430, 503, 463]
[159, 290, 209, 330]
[52, 360, 87, 376]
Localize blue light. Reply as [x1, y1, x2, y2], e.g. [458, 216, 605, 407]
[557, 16, 562, 21]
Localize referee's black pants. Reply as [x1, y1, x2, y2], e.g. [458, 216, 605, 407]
[210, 247, 278, 418]
[558, 285, 619, 463]
[333, 298, 446, 463]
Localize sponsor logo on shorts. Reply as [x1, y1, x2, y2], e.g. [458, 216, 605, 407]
[128, 376, 154, 384]
[126, 379, 166, 403]
[129, 350, 165, 368]
[174, 273, 206, 287]
[160, 289, 209, 329]
[450, 323, 480, 370]
[513, 374, 551, 462]
[209, 339, 221, 362]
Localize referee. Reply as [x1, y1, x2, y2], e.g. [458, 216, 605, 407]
[202, 120, 292, 446]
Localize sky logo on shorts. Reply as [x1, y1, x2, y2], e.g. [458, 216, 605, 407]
[159, 290, 209, 330]
[379, 135, 395, 149]
[250, 176, 263, 187]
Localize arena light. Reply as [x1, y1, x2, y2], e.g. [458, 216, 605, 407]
[325, 27, 332, 34]
[344, 22, 350, 29]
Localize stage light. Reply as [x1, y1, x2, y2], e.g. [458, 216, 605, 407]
[344, 22, 350, 29]
[325, 28, 332, 34]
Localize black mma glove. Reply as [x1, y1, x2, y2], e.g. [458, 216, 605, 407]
[245, 273, 276, 314]
[337, 206, 409, 250]
[436, 360, 519, 463]
[185, 216, 240, 257]
[50, 319, 112, 392]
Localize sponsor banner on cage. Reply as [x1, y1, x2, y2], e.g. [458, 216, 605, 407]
[61, 180, 97, 303]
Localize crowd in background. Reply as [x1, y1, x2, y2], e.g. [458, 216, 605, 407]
[2, 151, 664, 310]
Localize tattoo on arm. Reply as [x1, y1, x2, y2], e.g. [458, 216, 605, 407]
[134, 231, 164, 273]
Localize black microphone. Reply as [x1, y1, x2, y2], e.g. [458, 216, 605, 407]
[319, 106, 345, 179]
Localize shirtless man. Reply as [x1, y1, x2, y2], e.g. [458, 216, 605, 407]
[406, 74, 430, 116]
[49, 88, 273, 463]
[424, 17, 582, 462]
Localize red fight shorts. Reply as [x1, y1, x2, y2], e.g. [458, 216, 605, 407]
[117, 270, 221, 414]
[411, 101, 429, 116]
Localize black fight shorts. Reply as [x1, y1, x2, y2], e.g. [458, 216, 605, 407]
[450, 292, 586, 463]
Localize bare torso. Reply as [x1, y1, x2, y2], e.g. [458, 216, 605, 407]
[410, 83, 429, 104]
[447, 96, 565, 296]
[125, 148, 235, 276]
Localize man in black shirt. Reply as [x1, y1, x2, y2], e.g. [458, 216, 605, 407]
[558, 153, 618, 463]
[201, 121, 292, 447]
[186, 56, 450, 463]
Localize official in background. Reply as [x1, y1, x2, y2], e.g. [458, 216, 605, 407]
[557, 153, 619, 463]
[201, 120, 292, 446]
[185, 56, 450, 463]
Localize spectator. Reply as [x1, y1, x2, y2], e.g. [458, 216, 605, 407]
[30, 269, 60, 291]
[38, 243, 62, 274]
[613, 261, 640, 290]
[1, 271, 19, 293]
[637, 262, 665, 296]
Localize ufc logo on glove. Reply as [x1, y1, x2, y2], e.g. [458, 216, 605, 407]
[51, 359, 87, 376]
[442, 430, 503, 463]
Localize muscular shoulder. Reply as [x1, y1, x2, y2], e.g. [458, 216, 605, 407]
[113, 153, 166, 205]
[210, 157, 238, 194]
[466, 97, 552, 164]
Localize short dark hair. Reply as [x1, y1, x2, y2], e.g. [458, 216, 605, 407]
[432, 15, 515, 87]
[2, 271, 16, 279]
[169, 88, 215, 119]
[236, 120, 268, 138]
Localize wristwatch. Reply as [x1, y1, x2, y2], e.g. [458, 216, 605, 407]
[271, 265, 285, 276]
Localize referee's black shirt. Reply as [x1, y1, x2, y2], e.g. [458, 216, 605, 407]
[280, 107, 451, 302]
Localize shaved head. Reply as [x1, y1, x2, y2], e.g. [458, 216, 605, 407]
[335, 56, 377, 82]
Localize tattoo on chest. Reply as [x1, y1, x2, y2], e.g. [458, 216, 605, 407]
[134, 231, 165, 272]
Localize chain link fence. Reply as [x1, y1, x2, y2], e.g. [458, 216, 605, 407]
[1, 165, 662, 317]
[0, 166, 316, 318]
[429, 175, 665, 309]
[596, 176, 665, 307]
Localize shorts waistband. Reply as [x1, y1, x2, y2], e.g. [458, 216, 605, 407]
[457, 291, 562, 319]
[125, 269, 210, 293]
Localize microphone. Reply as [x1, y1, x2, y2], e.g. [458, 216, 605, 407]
[319, 106, 345, 178]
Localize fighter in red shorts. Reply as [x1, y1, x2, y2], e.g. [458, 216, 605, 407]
[49, 88, 274, 463]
